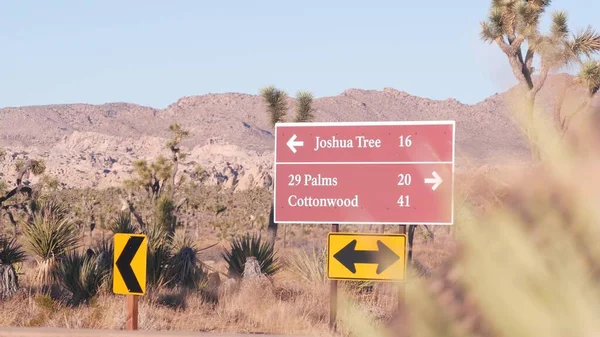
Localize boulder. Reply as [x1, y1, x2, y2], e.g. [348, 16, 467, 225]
[242, 256, 263, 280]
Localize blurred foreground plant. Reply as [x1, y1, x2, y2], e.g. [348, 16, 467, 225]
[337, 91, 600, 337]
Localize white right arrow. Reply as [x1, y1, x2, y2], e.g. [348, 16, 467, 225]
[286, 134, 304, 154]
[424, 171, 443, 191]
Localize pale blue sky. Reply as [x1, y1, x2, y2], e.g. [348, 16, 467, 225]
[0, 1, 597, 109]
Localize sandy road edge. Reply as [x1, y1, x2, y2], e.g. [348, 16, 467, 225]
[0, 327, 311, 337]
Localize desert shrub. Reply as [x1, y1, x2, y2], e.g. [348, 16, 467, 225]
[28, 197, 68, 220]
[156, 291, 187, 310]
[167, 230, 207, 289]
[155, 196, 177, 232]
[53, 250, 110, 306]
[110, 211, 138, 234]
[21, 199, 79, 289]
[0, 235, 27, 298]
[0, 235, 26, 266]
[336, 115, 600, 336]
[285, 246, 327, 284]
[144, 220, 173, 289]
[90, 237, 113, 293]
[144, 225, 206, 290]
[222, 233, 280, 278]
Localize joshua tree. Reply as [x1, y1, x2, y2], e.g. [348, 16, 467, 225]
[120, 125, 210, 291]
[293, 91, 316, 123]
[0, 150, 48, 228]
[480, 0, 600, 159]
[260, 86, 316, 243]
[122, 124, 190, 232]
[80, 195, 99, 239]
[553, 59, 600, 137]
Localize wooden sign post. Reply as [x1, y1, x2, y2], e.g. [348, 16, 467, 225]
[398, 225, 407, 312]
[126, 295, 139, 330]
[113, 234, 147, 331]
[329, 224, 339, 332]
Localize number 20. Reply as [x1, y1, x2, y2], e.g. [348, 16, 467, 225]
[398, 173, 412, 186]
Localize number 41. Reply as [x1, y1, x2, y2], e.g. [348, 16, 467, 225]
[397, 195, 410, 207]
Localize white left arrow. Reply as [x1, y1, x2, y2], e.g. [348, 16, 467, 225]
[424, 171, 443, 191]
[286, 134, 304, 153]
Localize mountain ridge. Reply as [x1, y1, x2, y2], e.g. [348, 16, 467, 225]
[0, 74, 586, 191]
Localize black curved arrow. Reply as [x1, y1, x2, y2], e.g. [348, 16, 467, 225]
[116, 236, 144, 293]
[333, 239, 399, 274]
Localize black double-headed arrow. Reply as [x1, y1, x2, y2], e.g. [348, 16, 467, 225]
[333, 239, 400, 274]
[116, 236, 145, 293]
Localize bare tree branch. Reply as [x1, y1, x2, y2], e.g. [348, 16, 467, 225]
[507, 55, 532, 88]
[525, 48, 536, 68]
[1, 206, 17, 227]
[0, 186, 33, 204]
[531, 65, 551, 97]
[560, 100, 589, 138]
[175, 197, 187, 212]
[511, 35, 526, 51]
[120, 195, 146, 229]
[495, 36, 512, 54]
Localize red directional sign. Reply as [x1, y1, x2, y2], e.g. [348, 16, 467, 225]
[273, 121, 455, 225]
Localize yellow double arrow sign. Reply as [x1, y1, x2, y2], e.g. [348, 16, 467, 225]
[327, 233, 407, 281]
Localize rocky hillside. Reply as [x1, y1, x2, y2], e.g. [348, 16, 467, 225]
[0, 74, 592, 191]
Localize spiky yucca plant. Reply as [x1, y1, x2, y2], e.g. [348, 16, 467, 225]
[53, 250, 110, 305]
[0, 235, 27, 299]
[90, 237, 113, 293]
[110, 211, 138, 234]
[21, 200, 79, 289]
[144, 220, 174, 289]
[285, 246, 327, 284]
[167, 230, 206, 289]
[0, 236, 26, 266]
[222, 233, 280, 279]
[28, 197, 68, 220]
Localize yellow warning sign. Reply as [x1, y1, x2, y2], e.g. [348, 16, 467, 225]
[113, 233, 147, 295]
[327, 233, 406, 281]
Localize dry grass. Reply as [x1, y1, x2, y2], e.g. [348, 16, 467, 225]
[0, 208, 457, 336]
[0, 256, 423, 336]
